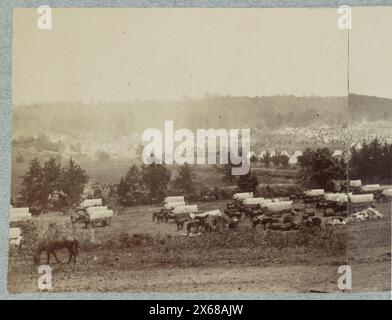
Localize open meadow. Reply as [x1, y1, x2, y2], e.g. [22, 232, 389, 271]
[7, 201, 391, 293]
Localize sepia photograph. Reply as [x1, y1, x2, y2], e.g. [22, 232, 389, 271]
[6, 7, 391, 295]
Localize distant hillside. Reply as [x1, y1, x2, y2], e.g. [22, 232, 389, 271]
[12, 95, 346, 138]
[349, 94, 392, 122]
[12, 95, 392, 139]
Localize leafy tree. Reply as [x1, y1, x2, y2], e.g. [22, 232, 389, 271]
[349, 139, 392, 183]
[214, 157, 238, 184]
[262, 150, 271, 168]
[20, 157, 88, 210]
[237, 170, 259, 192]
[279, 154, 289, 168]
[142, 163, 171, 202]
[20, 158, 44, 207]
[60, 158, 89, 207]
[297, 148, 346, 189]
[271, 155, 280, 167]
[117, 165, 149, 206]
[42, 157, 61, 210]
[173, 163, 196, 197]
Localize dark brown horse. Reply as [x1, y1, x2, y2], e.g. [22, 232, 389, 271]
[186, 217, 210, 234]
[33, 237, 79, 265]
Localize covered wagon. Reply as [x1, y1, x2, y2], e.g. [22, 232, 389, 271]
[302, 189, 325, 207]
[163, 201, 186, 210]
[380, 188, 392, 201]
[9, 227, 23, 247]
[9, 207, 32, 224]
[350, 180, 362, 187]
[233, 192, 253, 200]
[85, 206, 113, 227]
[262, 201, 293, 215]
[348, 193, 374, 213]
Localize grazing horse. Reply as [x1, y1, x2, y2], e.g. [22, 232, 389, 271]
[33, 237, 79, 265]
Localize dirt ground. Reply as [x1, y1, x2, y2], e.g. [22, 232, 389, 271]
[7, 201, 391, 294]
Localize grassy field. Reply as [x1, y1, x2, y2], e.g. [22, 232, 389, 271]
[7, 201, 391, 293]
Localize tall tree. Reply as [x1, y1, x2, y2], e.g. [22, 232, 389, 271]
[42, 157, 61, 210]
[237, 170, 259, 192]
[262, 150, 271, 168]
[60, 158, 89, 207]
[117, 165, 149, 206]
[297, 148, 346, 188]
[20, 158, 44, 207]
[173, 163, 195, 197]
[142, 163, 171, 202]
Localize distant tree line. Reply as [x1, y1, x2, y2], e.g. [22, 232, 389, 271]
[117, 162, 199, 206]
[297, 138, 392, 189]
[349, 139, 392, 184]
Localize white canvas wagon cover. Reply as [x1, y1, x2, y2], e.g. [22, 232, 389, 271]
[360, 184, 381, 192]
[349, 194, 374, 203]
[264, 201, 293, 212]
[163, 201, 186, 210]
[190, 209, 222, 219]
[324, 193, 346, 202]
[164, 196, 185, 204]
[304, 189, 325, 196]
[233, 192, 253, 200]
[80, 198, 102, 208]
[382, 188, 392, 196]
[86, 206, 108, 214]
[10, 208, 31, 222]
[172, 205, 198, 214]
[9, 227, 22, 239]
[243, 197, 265, 206]
[350, 180, 362, 187]
[89, 210, 113, 220]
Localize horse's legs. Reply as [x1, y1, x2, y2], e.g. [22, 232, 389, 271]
[67, 252, 72, 263]
[52, 251, 61, 264]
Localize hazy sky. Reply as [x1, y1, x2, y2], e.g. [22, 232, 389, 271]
[350, 7, 392, 99]
[12, 8, 362, 104]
